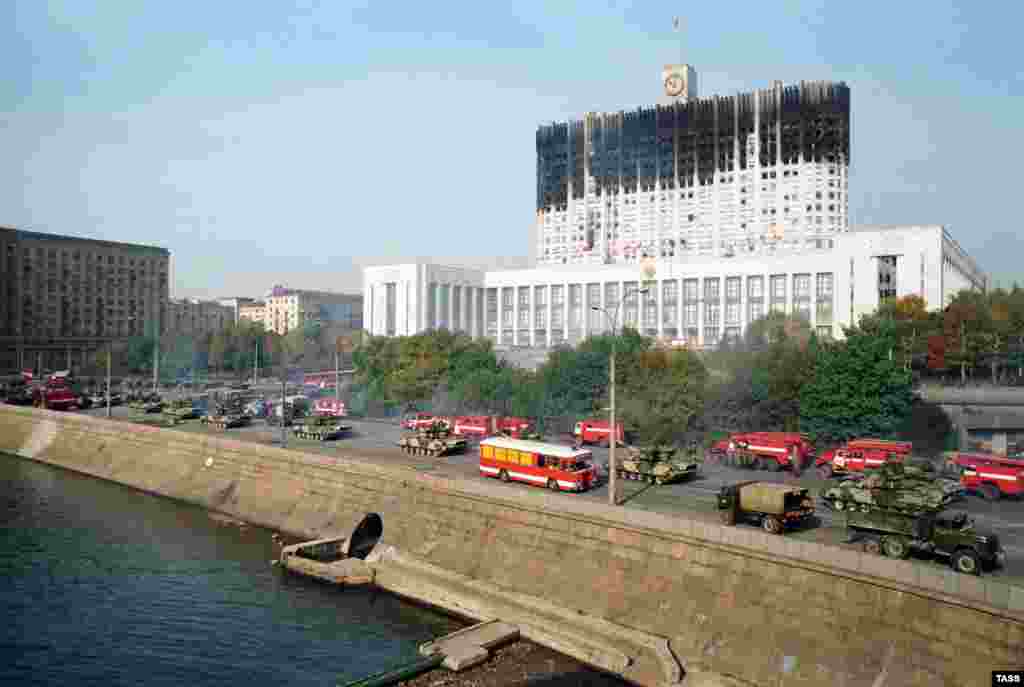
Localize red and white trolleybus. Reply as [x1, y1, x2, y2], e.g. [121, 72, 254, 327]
[478, 436, 596, 492]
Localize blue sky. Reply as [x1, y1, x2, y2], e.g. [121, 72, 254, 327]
[5, 1, 1022, 299]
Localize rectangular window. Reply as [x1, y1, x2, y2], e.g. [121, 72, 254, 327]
[482, 445, 493, 459]
[725, 277, 741, 301]
[495, 447, 507, 462]
[726, 302, 740, 324]
[518, 286, 529, 308]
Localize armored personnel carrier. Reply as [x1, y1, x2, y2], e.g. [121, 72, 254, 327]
[205, 399, 251, 429]
[398, 421, 467, 457]
[128, 393, 164, 414]
[292, 415, 353, 441]
[821, 461, 964, 515]
[163, 397, 200, 421]
[618, 445, 700, 485]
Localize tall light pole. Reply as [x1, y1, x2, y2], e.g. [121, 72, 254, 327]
[591, 286, 648, 506]
[106, 342, 112, 418]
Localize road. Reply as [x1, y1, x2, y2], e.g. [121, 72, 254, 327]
[78, 402, 1024, 585]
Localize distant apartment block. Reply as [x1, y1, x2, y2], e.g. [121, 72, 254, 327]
[165, 298, 234, 338]
[0, 226, 170, 371]
[259, 286, 363, 335]
[238, 301, 267, 329]
[216, 297, 257, 324]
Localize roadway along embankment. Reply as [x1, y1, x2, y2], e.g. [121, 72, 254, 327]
[1, 406, 1021, 687]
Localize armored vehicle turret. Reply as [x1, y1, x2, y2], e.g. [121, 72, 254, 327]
[618, 445, 700, 485]
[821, 461, 964, 515]
[398, 421, 467, 457]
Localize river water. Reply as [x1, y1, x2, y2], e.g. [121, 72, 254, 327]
[0, 454, 462, 686]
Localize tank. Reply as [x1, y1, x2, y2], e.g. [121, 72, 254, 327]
[206, 398, 251, 429]
[821, 461, 963, 515]
[292, 415, 353, 441]
[617, 445, 700, 485]
[398, 421, 467, 457]
[162, 398, 200, 420]
[128, 393, 164, 413]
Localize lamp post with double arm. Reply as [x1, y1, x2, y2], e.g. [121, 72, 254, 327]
[590, 286, 648, 506]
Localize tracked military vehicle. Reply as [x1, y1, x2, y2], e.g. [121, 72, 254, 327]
[292, 415, 353, 441]
[128, 393, 164, 414]
[398, 421, 467, 457]
[618, 445, 700, 485]
[205, 399, 251, 430]
[821, 461, 964, 515]
[162, 397, 200, 421]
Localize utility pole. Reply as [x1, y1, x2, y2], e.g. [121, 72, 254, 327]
[280, 374, 287, 446]
[66, 345, 71, 372]
[335, 350, 340, 403]
[609, 335, 617, 504]
[106, 345, 112, 418]
[153, 340, 159, 395]
[36, 351, 42, 378]
[254, 339, 259, 385]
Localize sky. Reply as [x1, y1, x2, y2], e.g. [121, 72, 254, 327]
[4, 1, 1022, 299]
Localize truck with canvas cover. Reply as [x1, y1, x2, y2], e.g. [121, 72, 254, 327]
[815, 438, 912, 478]
[618, 445, 700, 485]
[397, 421, 467, 457]
[821, 461, 965, 514]
[843, 509, 1005, 575]
[717, 481, 815, 534]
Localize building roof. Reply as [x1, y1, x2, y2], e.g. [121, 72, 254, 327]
[0, 226, 169, 255]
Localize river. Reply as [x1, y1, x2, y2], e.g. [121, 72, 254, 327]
[0, 453, 462, 686]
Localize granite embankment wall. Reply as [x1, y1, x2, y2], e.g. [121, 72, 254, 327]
[1, 406, 1021, 687]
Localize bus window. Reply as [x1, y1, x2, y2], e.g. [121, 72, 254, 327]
[520, 452, 533, 466]
[495, 447, 507, 461]
[481, 445, 493, 459]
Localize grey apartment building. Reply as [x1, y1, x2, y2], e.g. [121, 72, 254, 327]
[0, 226, 170, 373]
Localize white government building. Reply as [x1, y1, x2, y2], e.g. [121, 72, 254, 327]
[363, 67, 986, 349]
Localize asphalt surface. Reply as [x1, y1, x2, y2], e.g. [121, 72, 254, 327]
[77, 400, 1024, 585]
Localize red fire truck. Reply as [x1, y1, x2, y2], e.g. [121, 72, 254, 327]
[478, 436, 596, 492]
[32, 371, 80, 411]
[714, 432, 815, 471]
[573, 419, 625, 446]
[402, 412, 438, 430]
[453, 416, 534, 439]
[815, 438, 912, 478]
[944, 452, 1024, 500]
[312, 398, 347, 417]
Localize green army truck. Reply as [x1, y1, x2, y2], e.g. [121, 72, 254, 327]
[844, 509, 1005, 575]
[718, 481, 815, 534]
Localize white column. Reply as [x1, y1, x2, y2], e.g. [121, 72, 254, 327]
[697, 277, 705, 348]
[546, 285, 553, 347]
[529, 286, 536, 347]
[513, 288, 520, 346]
[434, 283, 442, 329]
[448, 284, 455, 331]
[564, 281, 570, 344]
[677, 278, 684, 340]
[600, 280, 607, 334]
[656, 279, 664, 339]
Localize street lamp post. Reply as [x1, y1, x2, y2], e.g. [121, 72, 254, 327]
[591, 286, 648, 506]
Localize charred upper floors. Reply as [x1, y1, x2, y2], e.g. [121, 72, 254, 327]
[536, 81, 850, 208]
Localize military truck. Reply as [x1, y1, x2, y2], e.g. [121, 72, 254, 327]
[292, 415, 353, 441]
[398, 421, 467, 457]
[821, 461, 965, 515]
[718, 481, 815, 534]
[618, 445, 700, 485]
[843, 509, 1005, 575]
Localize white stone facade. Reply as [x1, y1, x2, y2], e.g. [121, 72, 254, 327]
[363, 225, 987, 349]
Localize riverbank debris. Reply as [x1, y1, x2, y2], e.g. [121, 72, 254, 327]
[419, 620, 520, 672]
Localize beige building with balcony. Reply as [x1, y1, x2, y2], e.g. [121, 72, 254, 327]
[166, 299, 234, 338]
[260, 286, 362, 336]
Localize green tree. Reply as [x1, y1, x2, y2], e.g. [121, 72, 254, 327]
[125, 336, 157, 374]
[208, 333, 227, 374]
[800, 320, 914, 443]
[615, 348, 707, 445]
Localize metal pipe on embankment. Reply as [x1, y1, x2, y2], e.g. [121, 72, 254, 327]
[338, 655, 443, 687]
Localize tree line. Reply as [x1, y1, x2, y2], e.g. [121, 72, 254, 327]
[352, 287, 1024, 447]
